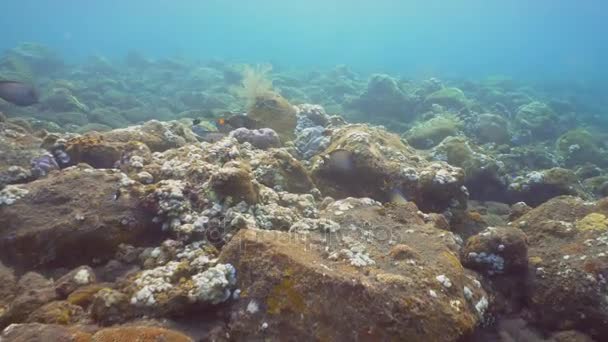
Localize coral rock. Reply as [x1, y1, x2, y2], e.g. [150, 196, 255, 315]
[311, 124, 468, 213]
[92, 326, 193, 342]
[0, 323, 92, 341]
[55, 266, 96, 298]
[515, 196, 608, 339]
[0, 167, 154, 269]
[210, 162, 259, 204]
[26, 300, 85, 325]
[462, 226, 528, 275]
[229, 127, 281, 150]
[219, 201, 488, 341]
[248, 92, 297, 142]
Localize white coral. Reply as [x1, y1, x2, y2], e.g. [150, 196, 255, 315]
[0, 185, 29, 206]
[188, 263, 237, 305]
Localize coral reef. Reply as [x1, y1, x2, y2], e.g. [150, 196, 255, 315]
[1, 43, 608, 340]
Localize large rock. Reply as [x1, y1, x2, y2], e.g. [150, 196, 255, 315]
[219, 201, 489, 341]
[0, 166, 154, 269]
[92, 326, 193, 342]
[0, 273, 58, 328]
[248, 92, 297, 142]
[0, 323, 92, 341]
[515, 196, 608, 339]
[431, 136, 507, 202]
[65, 120, 199, 168]
[310, 124, 468, 214]
[507, 168, 588, 206]
[345, 74, 415, 124]
[0, 121, 46, 187]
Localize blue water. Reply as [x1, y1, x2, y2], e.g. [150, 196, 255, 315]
[1, 0, 606, 80]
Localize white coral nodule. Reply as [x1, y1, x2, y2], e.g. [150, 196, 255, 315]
[188, 263, 237, 305]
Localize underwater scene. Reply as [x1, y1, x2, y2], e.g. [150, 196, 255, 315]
[1, 0, 608, 341]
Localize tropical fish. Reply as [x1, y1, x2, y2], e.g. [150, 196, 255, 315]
[388, 188, 409, 205]
[0, 81, 39, 106]
[192, 119, 227, 143]
[325, 149, 355, 174]
[215, 113, 258, 133]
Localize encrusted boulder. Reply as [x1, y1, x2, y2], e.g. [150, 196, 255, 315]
[55, 266, 96, 298]
[220, 201, 489, 341]
[89, 241, 236, 323]
[0, 166, 154, 269]
[25, 300, 85, 325]
[404, 113, 463, 149]
[64, 120, 199, 168]
[514, 101, 558, 140]
[431, 136, 507, 201]
[462, 226, 528, 275]
[0, 121, 47, 187]
[472, 113, 511, 145]
[229, 127, 281, 150]
[249, 149, 314, 193]
[507, 168, 588, 206]
[310, 124, 468, 213]
[345, 74, 415, 124]
[0, 323, 92, 341]
[92, 326, 193, 342]
[0, 272, 58, 328]
[514, 196, 608, 339]
[102, 120, 199, 153]
[210, 161, 259, 204]
[424, 87, 468, 109]
[248, 92, 297, 142]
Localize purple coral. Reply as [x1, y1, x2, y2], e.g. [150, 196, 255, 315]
[229, 128, 281, 150]
[31, 153, 59, 177]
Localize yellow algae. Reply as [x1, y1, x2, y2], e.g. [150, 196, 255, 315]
[576, 213, 608, 231]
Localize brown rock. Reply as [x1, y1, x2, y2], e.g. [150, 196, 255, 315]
[509, 201, 532, 221]
[0, 166, 154, 269]
[515, 196, 608, 339]
[0, 261, 17, 312]
[251, 149, 314, 193]
[0, 121, 45, 186]
[55, 266, 96, 298]
[210, 161, 258, 204]
[310, 124, 468, 213]
[103, 120, 198, 153]
[462, 226, 528, 275]
[388, 244, 420, 260]
[91, 326, 192, 342]
[551, 330, 596, 342]
[90, 288, 132, 325]
[1, 273, 58, 327]
[248, 92, 297, 142]
[65, 133, 123, 168]
[0, 323, 92, 342]
[67, 284, 107, 308]
[219, 201, 489, 341]
[26, 300, 85, 325]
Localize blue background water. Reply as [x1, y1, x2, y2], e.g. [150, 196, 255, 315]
[1, 0, 606, 81]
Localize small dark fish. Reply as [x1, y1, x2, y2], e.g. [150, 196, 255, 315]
[0, 81, 39, 106]
[325, 149, 355, 174]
